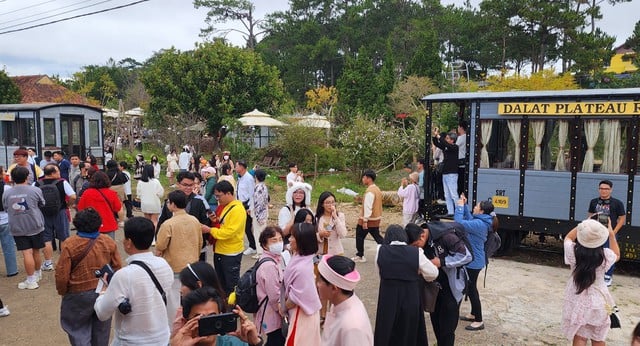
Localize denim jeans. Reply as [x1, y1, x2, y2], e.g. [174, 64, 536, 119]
[442, 173, 459, 215]
[0, 222, 18, 276]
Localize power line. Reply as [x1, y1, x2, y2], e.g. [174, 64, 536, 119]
[0, 0, 115, 30]
[0, 0, 57, 17]
[0, 0, 149, 35]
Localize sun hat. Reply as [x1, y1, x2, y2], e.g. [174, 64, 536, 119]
[576, 219, 609, 248]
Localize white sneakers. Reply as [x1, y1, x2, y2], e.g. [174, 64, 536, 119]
[18, 280, 39, 290]
[243, 248, 257, 256]
[0, 306, 9, 317]
[351, 255, 367, 263]
[41, 262, 54, 271]
[604, 275, 613, 287]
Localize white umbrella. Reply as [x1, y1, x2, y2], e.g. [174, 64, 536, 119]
[238, 109, 286, 127]
[297, 113, 331, 129]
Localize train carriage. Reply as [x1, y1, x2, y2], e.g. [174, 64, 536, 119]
[422, 88, 640, 260]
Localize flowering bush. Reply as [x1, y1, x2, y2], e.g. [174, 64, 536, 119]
[337, 115, 405, 177]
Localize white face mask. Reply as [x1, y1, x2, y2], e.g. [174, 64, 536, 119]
[268, 241, 284, 254]
[223, 155, 229, 160]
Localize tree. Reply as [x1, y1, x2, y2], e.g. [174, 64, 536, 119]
[141, 41, 287, 137]
[625, 20, 640, 68]
[193, 0, 265, 49]
[485, 69, 579, 91]
[0, 70, 21, 104]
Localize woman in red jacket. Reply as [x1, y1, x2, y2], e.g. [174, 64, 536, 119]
[77, 171, 123, 239]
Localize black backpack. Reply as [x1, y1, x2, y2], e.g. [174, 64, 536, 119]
[39, 179, 63, 216]
[235, 257, 276, 313]
[426, 221, 474, 264]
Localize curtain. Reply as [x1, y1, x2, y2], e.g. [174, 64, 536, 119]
[555, 121, 568, 171]
[507, 120, 521, 169]
[531, 120, 545, 170]
[601, 120, 621, 173]
[480, 120, 493, 168]
[582, 120, 600, 173]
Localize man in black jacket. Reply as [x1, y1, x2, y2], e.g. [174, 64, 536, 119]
[432, 128, 459, 216]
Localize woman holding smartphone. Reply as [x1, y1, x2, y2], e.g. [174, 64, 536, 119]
[315, 191, 347, 256]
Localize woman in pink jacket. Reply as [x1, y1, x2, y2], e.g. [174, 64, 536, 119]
[255, 226, 286, 346]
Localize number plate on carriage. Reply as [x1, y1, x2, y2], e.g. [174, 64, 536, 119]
[492, 196, 509, 208]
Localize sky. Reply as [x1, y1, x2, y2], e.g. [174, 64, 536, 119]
[0, 0, 638, 77]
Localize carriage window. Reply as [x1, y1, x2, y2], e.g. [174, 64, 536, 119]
[581, 119, 628, 174]
[44, 119, 56, 147]
[89, 120, 100, 147]
[0, 121, 17, 146]
[20, 119, 35, 147]
[527, 120, 564, 171]
[481, 119, 517, 169]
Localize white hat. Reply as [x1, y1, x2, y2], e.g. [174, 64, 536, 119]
[285, 182, 312, 206]
[577, 219, 609, 248]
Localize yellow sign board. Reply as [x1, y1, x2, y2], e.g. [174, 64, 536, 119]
[0, 112, 16, 121]
[492, 196, 509, 209]
[498, 102, 640, 116]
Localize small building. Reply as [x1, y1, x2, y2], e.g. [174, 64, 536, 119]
[604, 45, 637, 74]
[0, 103, 104, 169]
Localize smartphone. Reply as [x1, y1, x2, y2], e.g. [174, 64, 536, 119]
[591, 213, 609, 227]
[198, 312, 238, 336]
[94, 264, 115, 284]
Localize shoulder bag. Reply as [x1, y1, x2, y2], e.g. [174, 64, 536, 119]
[595, 287, 621, 328]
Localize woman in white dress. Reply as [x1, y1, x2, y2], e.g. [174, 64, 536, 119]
[166, 149, 179, 187]
[136, 165, 164, 229]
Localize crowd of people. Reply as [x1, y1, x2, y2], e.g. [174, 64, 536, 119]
[0, 144, 637, 346]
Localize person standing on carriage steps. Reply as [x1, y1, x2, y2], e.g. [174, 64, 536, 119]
[432, 127, 459, 216]
[587, 179, 625, 287]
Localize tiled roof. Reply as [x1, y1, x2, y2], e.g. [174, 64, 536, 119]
[10, 75, 94, 105]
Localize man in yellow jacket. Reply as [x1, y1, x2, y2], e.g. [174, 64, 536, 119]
[201, 180, 246, 294]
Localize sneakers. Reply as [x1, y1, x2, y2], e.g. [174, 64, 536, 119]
[18, 280, 39, 290]
[41, 262, 54, 271]
[251, 253, 261, 259]
[243, 248, 257, 256]
[604, 275, 612, 287]
[0, 306, 9, 317]
[351, 255, 367, 263]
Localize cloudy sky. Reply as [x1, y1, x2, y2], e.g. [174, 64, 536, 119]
[0, 0, 638, 77]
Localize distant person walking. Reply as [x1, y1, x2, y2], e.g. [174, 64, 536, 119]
[352, 170, 383, 263]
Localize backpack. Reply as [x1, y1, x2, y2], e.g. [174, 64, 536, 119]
[235, 257, 276, 313]
[39, 179, 63, 216]
[426, 221, 474, 264]
[484, 230, 501, 264]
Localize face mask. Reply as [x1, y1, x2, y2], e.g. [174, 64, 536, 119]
[268, 242, 284, 254]
[223, 155, 229, 160]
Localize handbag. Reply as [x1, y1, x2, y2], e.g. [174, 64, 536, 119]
[595, 287, 621, 329]
[422, 280, 441, 313]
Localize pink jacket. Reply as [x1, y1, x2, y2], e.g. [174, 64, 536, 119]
[255, 251, 284, 334]
[397, 183, 419, 215]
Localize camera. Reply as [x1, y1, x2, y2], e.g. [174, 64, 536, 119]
[95, 264, 114, 284]
[198, 312, 238, 336]
[118, 298, 132, 315]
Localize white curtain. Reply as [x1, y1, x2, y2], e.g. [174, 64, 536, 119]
[531, 120, 545, 170]
[507, 120, 521, 169]
[480, 120, 493, 168]
[601, 120, 621, 173]
[582, 120, 600, 173]
[555, 121, 568, 171]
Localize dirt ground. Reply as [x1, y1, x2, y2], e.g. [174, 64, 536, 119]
[1, 203, 639, 346]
